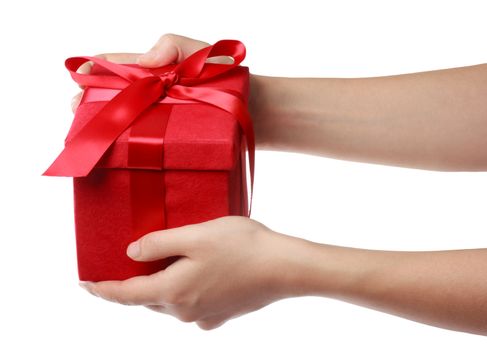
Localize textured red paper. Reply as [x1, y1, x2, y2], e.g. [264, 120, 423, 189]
[71, 65, 250, 281]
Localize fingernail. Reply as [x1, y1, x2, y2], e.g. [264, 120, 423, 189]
[79, 282, 99, 297]
[127, 241, 140, 258]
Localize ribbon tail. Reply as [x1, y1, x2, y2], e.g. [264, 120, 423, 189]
[44, 76, 163, 177]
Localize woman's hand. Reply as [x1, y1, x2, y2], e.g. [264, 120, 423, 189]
[79, 216, 314, 330]
[78, 216, 487, 335]
[71, 34, 211, 112]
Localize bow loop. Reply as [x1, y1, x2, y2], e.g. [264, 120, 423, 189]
[173, 40, 246, 82]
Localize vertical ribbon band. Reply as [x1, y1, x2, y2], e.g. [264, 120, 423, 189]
[128, 104, 171, 241]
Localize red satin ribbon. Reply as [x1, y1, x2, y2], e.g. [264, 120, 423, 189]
[44, 40, 255, 215]
[129, 104, 170, 243]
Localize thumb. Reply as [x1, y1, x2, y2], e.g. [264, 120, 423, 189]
[127, 225, 195, 261]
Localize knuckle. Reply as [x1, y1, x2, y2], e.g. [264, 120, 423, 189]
[155, 283, 171, 303]
[113, 290, 135, 305]
[197, 320, 221, 331]
[159, 33, 177, 43]
[176, 310, 197, 323]
[138, 234, 157, 253]
[94, 285, 118, 302]
[197, 321, 212, 330]
[161, 284, 194, 307]
[95, 288, 114, 302]
[162, 288, 184, 305]
[188, 230, 208, 249]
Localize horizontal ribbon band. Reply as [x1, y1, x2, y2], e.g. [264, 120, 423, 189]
[43, 40, 255, 215]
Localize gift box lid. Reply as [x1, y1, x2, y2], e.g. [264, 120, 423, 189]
[65, 64, 249, 172]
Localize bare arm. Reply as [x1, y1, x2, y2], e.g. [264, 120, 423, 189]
[297, 243, 487, 335]
[251, 65, 487, 171]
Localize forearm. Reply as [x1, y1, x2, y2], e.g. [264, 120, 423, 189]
[285, 242, 487, 335]
[250, 64, 487, 171]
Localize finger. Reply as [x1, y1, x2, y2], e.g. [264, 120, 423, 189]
[196, 316, 227, 331]
[94, 53, 141, 64]
[79, 273, 164, 305]
[76, 62, 93, 89]
[77, 61, 93, 76]
[71, 91, 83, 113]
[136, 40, 179, 68]
[206, 56, 234, 64]
[78, 53, 141, 73]
[126, 224, 199, 262]
[137, 33, 209, 68]
[75, 53, 141, 89]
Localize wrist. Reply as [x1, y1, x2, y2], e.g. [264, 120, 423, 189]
[260, 231, 343, 299]
[249, 74, 335, 154]
[249, 74, 303, 151]
[272, 238, 385, 300]
[249, 74, 273, 149]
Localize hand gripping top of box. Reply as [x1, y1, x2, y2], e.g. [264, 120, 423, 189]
[44, 40, 255, 201]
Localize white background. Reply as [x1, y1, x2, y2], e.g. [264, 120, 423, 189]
[1, 0, 487, 348]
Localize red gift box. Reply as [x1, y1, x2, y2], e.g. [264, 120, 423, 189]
[44, 40, 255, 282]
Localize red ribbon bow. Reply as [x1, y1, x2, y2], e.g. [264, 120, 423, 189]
[44, 40, 255, 214]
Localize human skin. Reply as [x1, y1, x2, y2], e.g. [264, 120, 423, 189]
[78, 34, 487, 334]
